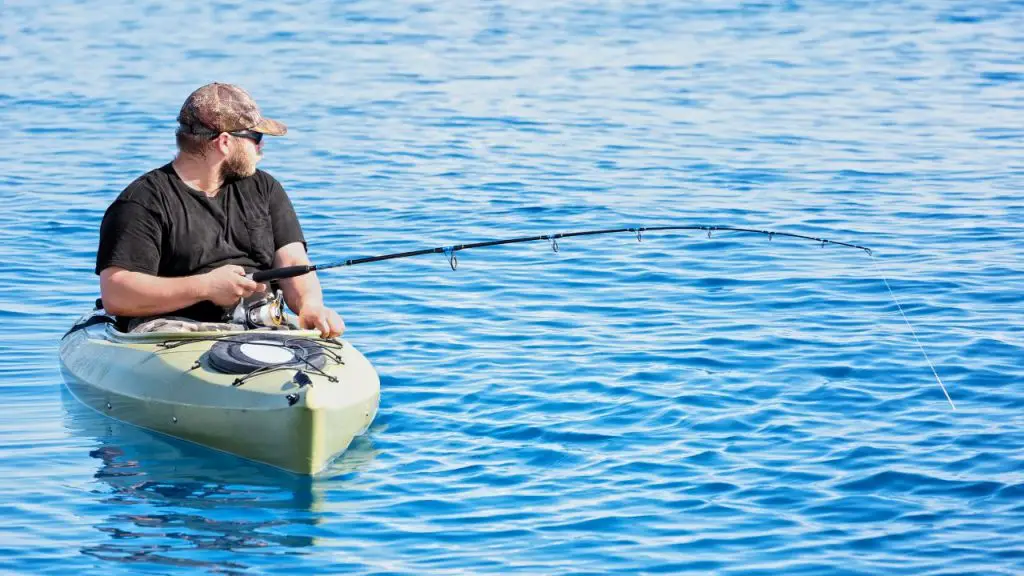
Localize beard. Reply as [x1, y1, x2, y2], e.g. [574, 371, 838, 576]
[220, 145, 259, 183]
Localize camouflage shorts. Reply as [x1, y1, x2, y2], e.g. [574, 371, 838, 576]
[127, 316, 245, 334]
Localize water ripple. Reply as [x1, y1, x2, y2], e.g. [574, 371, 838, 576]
[1, 0, 1022, 574]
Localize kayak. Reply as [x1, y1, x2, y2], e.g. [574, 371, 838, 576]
[58, 311, 380, 475]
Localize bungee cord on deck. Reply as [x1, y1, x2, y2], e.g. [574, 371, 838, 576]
[247, 224, 953, 410]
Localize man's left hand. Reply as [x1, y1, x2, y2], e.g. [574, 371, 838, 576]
[297, 304, 345, 338]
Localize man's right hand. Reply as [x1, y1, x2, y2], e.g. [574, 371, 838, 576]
[201, 265, 266, 307]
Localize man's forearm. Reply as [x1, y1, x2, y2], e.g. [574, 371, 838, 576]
[280, 270, 325, 314]
[100, 268, 206, 317]
[271, 243, 343, 337]
[274, 242, 325, 314]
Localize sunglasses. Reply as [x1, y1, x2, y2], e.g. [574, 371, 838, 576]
[226, 130, 263, 145]
[189, 126, 264, 145]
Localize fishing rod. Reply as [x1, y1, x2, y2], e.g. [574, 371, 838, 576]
[250, 225, 872, 283]
[246, 224, 954, 410]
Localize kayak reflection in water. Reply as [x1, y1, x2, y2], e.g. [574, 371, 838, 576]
[60, 384, 323, 570]
[94, 82, 344, 338]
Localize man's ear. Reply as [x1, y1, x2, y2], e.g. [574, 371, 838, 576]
[213, 133, 232, 155]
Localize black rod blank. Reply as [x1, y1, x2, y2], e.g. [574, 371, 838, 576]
[251, 225, 871, 283]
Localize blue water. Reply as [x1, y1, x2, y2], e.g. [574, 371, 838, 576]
[1, 0, 1022, 573]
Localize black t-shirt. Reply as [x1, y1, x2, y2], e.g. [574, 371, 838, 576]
[96, 163, 305, 321]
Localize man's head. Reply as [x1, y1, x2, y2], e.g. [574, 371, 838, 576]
[175, 83, 287, 180]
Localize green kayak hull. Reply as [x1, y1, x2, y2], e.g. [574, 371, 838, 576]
[59, 321, 380, 475]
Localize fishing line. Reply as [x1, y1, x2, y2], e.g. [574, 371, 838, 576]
[868, 255, 956, 410]
[248, 224, 953, 409]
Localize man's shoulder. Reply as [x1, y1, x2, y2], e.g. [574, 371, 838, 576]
[117, 164, 176, 205]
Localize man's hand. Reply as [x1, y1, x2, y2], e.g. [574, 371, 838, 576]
[201, 265, 266, 307]
[297, 304, 345, 338]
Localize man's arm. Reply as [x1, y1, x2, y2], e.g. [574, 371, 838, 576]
[100, 265, 265, 317]
[274, 242, 344, 337]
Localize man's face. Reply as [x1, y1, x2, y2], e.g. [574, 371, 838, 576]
[220, 134, 262, 182]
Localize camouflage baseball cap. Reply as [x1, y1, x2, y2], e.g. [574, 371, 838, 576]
[177, 82, 287, 136]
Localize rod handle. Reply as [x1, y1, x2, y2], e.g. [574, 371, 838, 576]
[252, 265, 314, 283]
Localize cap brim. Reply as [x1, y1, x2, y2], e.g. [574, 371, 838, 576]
[251, 117, 287, 136]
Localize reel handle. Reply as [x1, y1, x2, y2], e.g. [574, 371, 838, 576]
[229, 288, 286, 328]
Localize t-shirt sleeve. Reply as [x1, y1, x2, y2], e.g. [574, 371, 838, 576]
[95, 199, 163, 275]
[267, 177, 306, 252]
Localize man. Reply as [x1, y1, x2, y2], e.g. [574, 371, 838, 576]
[95, 82, 344, 337]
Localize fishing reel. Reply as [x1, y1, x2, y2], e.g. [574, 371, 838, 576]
[228, 288, 286, 329]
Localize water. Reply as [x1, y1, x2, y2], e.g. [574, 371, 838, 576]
[1, 0, 1022, 573]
